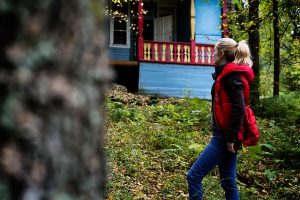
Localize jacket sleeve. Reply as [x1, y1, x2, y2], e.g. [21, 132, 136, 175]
[222, 73, 246, 143]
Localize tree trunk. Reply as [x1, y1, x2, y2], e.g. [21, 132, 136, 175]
[273, 0, 280, 96]
[248, 0, 260, 105]
[0, 0, 111, 199]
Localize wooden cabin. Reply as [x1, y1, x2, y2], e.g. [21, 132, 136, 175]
[105, 0, 230, 99]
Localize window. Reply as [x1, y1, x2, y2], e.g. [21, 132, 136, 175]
[110, 3, 130, 47]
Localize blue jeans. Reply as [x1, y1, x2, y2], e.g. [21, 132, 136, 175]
[187, 131, 239, 200]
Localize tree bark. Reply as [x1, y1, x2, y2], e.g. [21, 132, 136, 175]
[273, 0, 280, 96]
[0, 0, 111, 199]
[248, 0, 260, 105]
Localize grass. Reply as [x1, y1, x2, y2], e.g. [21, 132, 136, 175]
[105, 87, 300, 199]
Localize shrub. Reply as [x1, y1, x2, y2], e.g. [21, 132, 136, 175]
[256, 92, 300, 126]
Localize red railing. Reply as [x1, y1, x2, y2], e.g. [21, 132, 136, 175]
[139, 40, 215, 66]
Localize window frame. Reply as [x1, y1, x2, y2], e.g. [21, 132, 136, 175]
[109, 4, 130, 48]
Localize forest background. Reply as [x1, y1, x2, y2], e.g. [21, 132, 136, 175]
[105, 0, 300, 199]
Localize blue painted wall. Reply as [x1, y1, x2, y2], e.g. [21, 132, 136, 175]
[139, 62, 214, 99]
[195, 0, 222, 44]
[108, 47, 130, 61]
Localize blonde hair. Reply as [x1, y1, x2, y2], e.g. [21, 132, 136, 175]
[215, 38, 253, 67]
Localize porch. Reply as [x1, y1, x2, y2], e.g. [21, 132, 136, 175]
[107, 0, 229, 98]
[107, 0, 228, 63]
[140, 40, 215, 65]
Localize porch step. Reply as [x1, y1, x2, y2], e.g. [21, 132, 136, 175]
[109, 60, 138, 67]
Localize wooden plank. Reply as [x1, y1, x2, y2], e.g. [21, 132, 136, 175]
[108, 47, 130, 61]
[109, 60, 138, 67]
[139, 62, 214, 99]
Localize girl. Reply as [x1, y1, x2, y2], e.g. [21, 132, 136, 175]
[187, 38, 255, 200]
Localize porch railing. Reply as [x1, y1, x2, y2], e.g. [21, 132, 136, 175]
[139, 40, 215, 66]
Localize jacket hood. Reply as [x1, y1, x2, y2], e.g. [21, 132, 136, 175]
[219, 62, 255, 83]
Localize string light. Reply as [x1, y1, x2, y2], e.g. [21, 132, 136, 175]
[105, 0, 144, 34]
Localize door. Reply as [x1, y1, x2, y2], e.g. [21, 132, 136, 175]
[154, 15, 172, 42]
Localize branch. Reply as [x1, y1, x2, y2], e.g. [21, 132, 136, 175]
[278, 17, 294, 39]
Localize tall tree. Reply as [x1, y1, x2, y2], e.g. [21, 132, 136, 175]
[278, 0, 300, 92]
[248, 0, 260, 104]
[273, 0, 280, 96]
[0, 0, 110, 199]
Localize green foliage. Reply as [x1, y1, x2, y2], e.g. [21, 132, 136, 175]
[283, 63, 300, 91]
[106, 97, 213, 199]
[238, 91, 300, 198]
[107, 100, 146, 122]
[254, 93, 300, 173]
[228, 0, 300, 96]
[256, 92, 300, 125]
[259, 69, 274, 98]
[106, 91, 300, 199]
[282, 39, 300, 91]
[202, 175, 224, 199]
[150, 98, 211, 133]
[264, 169, 277, 181]
[227, 8, 248, 41]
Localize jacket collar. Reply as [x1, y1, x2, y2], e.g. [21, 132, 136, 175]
[212, 64, 225, 80]
[218, 62, 254, 83]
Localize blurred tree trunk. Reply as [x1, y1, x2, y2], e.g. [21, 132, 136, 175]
[0, 0, 111, 199]
[273, 0, 280, 96]
[248, 0, 260, 105]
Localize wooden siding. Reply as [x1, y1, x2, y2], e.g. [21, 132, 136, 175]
[195, 0, 222, 44]
[139, 62, 214, 99]
[108, 47, 130, 61]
